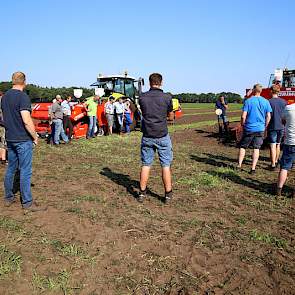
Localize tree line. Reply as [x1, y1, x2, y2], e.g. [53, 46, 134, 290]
[0, 81, 242, 103]
[172, 92, 242, 103]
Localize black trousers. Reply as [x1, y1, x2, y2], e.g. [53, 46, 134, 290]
[63, 115, 73, 140]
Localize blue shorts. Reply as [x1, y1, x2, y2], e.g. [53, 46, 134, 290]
[268, 130, 284, 144]
[239, 131, 264, 149]
[141, 135, 173, 167]
[280, 145, 295, 170]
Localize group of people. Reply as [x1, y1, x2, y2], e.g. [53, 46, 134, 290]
[48, 94, 134, 145]
[216, 84, 295, 197]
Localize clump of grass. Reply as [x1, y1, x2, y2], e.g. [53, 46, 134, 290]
[0, 245, 22, 277]
[65, 207, 83, 215]
[250, 229, 287, 249]
[215, 167, 238, 178]
[32, 270, 71, 293]
[0, 217, 24, 233]
[196, 172, 221, 187]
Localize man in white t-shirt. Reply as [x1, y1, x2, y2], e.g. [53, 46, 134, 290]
[114, 98, 125, 134]
[276, 103, 295, 197]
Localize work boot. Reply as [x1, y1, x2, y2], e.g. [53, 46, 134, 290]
[276, 187, 282, 198]
[4, 199, 16, 207]
[137, 189, 146, 203]
[23, 201, 47, 214]
[164, 191, 173, 204]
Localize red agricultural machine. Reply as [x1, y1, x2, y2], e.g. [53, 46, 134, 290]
[32, 74, 183, 138]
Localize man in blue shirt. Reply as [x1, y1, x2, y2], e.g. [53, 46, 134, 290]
[215, 95, 229, 136]
[1, 72, 46, 212]
[268, 85, 287, 170]
[237, 84, 272, 173]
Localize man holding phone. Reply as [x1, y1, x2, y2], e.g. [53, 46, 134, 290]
[1, 72, 46, 212]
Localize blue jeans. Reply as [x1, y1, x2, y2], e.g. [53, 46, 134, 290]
[53, 119, 69, 144]
[268, 130, 284, 144]
[87, 116, 97, 138]
[4, 141, 33, 207]
[124, 112, 132, 133]
[117, 114, 124, 131]
[141, 134, 173, 167]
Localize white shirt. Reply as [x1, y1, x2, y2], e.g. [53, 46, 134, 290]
[283, 104, 295, 145]
[114, 102, 124, 114]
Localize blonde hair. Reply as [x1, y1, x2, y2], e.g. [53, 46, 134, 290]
[12, 72, 26, 85]
[253, 83, 262, 94]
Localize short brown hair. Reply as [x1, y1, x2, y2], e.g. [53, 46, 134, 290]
[271, 84, 280, 94]
[12, 72, 26, 85]
[149, 73, 162, 86]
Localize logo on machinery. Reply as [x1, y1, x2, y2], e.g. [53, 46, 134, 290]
[279, 91, 295, 97]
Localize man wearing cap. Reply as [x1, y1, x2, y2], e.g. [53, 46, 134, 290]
[104, 96, 115, 135]
[51, 95, 69, 145]
[237, 84, 272, 173]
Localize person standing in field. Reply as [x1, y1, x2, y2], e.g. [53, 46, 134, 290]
[138, 73, 174, 203]
[1, 72, 46, 212]
[104, 96, 115, 135]
[61, 95, 73, 141]
[237, 84, 272, 174]
[85, 96, 98, 139]
[267, 84, 287, 170]
[0, 91, 7, 164]
[52, 95, 69, 145]
[215, 95, 229, 136]
[124, 99, 132, 134]
[114, 98, 125, 135]
[276, 103, 295, 198]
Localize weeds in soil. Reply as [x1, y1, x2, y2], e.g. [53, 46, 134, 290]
[0, 245, 22, 277]
[65, 207, 83, 215]
[250, 229, 287, 249]
[0, 217, 24, 233]
[32, 270, 72, 293]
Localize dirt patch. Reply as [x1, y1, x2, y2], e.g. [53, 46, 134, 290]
[0, 125, 294, 294]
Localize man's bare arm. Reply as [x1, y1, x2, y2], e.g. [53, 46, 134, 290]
[241, 111, 247, 126]
[265, 112, 271, 128]
[167, 111, 174, 121]
[21, 110, 38, 144]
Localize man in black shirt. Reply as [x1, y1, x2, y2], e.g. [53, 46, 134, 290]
[1, 72, 46, 212]
[138, 73, 174, 203]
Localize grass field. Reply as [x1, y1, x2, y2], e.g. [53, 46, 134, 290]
[0, 104, 294, 294]
[181, 103, 243, 111]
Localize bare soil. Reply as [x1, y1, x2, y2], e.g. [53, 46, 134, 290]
[0, 117, 294, 295]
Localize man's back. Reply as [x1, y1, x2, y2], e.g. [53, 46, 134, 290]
[269, 97, 287, 131]
[139, 88, 173, 138]
[1, 89, 31, 141]
[283, 104, 295, 145]
[243, 96, 272, 132]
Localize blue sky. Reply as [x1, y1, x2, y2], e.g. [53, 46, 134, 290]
[1, 0, 294, 95]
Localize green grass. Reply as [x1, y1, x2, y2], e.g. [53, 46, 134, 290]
[169, 117, 241, 132]
[32, 270, 72, 293]
[0, 217, 24, 233]
[249, 229, 287, 249]
[0, 245, 22, 277]
[181, 103, 243, 110]
[183, 109, 241, 116]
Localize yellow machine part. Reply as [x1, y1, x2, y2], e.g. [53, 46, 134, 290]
[172, 98, 180, 111]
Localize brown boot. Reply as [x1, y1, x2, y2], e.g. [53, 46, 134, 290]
[23, 201, 47, 214]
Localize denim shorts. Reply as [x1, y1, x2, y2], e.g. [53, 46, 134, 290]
[280, 145, 295, 170]
[141, 134, 173, 167]
[268, 130, 284, 144]
[239, 131, 264, 149]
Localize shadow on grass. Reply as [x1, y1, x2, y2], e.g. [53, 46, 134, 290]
[100, 167, 163, 202]
[191, 153, 293, 196]
[194, 128, 237, 147]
